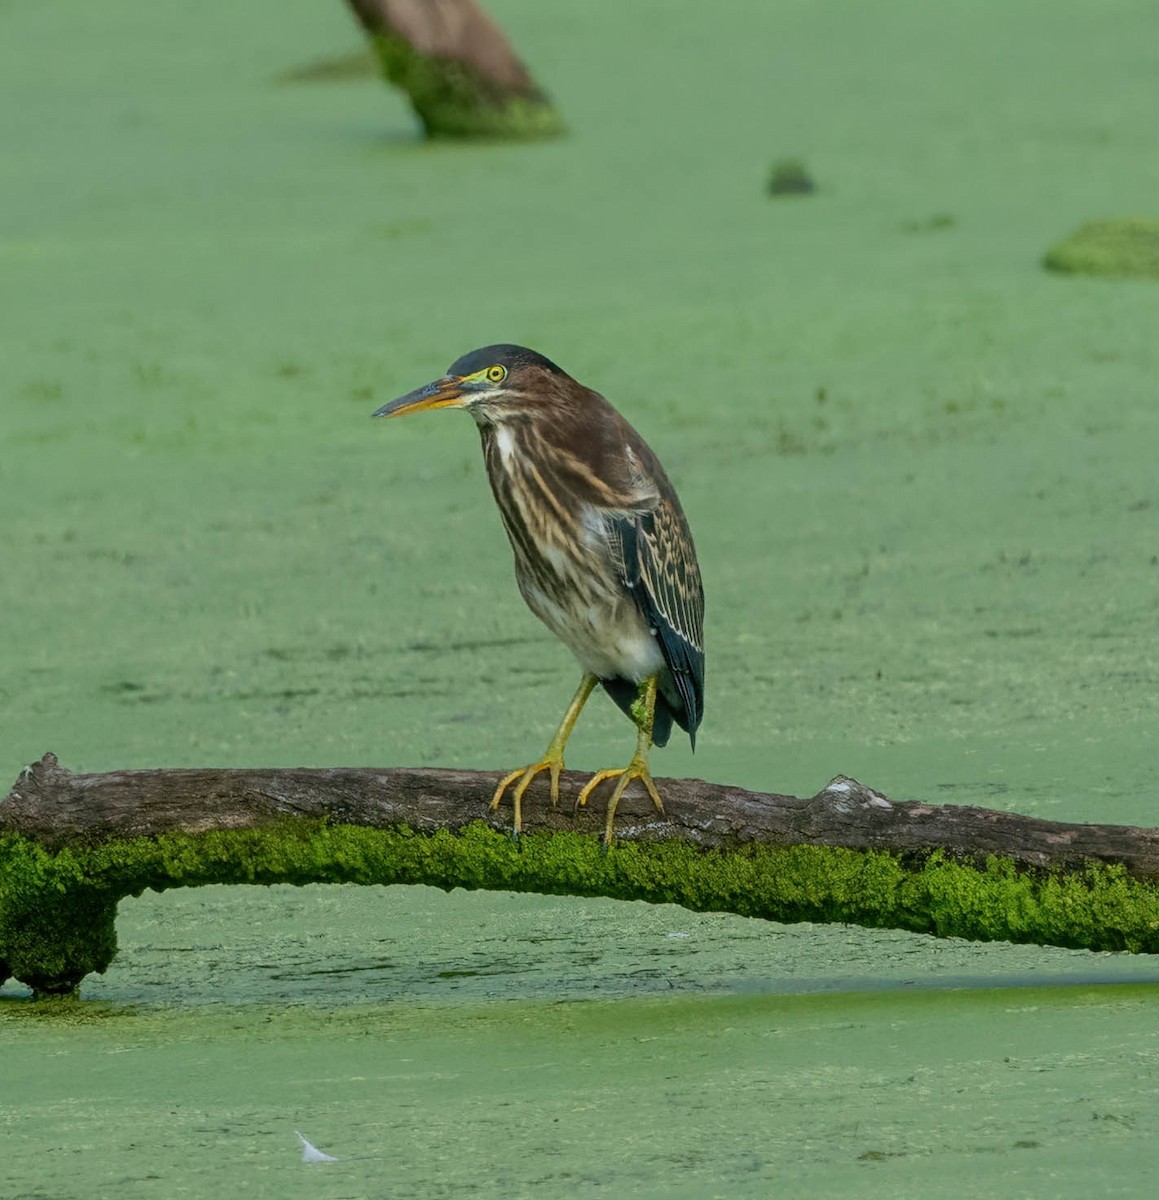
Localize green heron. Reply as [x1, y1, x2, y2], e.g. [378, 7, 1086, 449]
[373, 344, 704, 843]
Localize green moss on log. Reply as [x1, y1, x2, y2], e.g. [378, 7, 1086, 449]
[370, 33, 563, 140]
[0, 838, 119, 995]
[1043, 218, 1159, 280]
[4, 820, 1159, 995]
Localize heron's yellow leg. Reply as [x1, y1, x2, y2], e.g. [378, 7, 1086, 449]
[576, 674, 664, 845]
[491, 672, 598, 833]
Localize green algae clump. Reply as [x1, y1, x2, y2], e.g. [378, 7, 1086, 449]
[1043, 218, 1159, 280]
[4, 821, 1159, 997]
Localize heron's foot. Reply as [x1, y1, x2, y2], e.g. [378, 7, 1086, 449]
[576, 753, 664, 846]
[490, 753, 565, 835]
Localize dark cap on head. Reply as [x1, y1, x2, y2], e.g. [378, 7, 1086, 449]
[448, 344, 566, 379]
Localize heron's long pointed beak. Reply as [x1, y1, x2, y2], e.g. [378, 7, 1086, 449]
[372, 375, 468, 419]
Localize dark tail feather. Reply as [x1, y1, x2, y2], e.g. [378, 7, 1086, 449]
[651, 698, 675, 748]
[599, 678, 677, 748]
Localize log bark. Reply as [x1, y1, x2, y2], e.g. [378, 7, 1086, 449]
[3, 753, 1158, 877]
[3, 752, 1159, 996]
[344, 0, 564, 139]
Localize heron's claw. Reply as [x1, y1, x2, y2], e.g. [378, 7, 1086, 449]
[576, 754, 665, 846]
[490, 755, 564, 834]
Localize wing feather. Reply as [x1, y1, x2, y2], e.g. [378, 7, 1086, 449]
[537, 395, 705, 747]
[608, 499, 705, 747]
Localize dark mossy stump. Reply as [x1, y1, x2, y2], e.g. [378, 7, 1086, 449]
[3, 753, 1159, 997]
[345, 0, 563, 139]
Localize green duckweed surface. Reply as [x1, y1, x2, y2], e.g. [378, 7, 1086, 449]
[3, 0, 1159, 1195]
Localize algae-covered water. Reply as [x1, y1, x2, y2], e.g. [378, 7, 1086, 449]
[3, 0, 1159, 1195]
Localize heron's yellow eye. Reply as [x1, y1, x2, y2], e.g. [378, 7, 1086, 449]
[486, 365, 507, 384]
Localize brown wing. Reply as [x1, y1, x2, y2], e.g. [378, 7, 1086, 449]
[536, 388, 705, 744]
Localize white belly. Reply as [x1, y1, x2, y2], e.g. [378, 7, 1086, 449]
[519, 579, 665, 683]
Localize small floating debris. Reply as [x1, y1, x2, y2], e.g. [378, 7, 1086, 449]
[295, 1131, 338, 1163]
[900, 213, 956, 233]
[275, 51, 378, 85]
[767, 157, 817, 197]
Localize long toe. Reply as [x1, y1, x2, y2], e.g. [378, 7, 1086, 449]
[490, 755, 566, 832]
[490, 766, 529, 813]
[576, 768, 623, 810]
[579, 758, 665, 845]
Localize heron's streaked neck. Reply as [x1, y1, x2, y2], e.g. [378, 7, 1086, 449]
[468, 396, 540, 429]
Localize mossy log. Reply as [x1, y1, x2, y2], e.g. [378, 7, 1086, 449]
[3, 752, 1159, 997]
[344, 0, 563, 139]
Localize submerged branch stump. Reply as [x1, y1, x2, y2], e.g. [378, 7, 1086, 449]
[345, 0, 564, 139]
[3, 753, 1159, 996]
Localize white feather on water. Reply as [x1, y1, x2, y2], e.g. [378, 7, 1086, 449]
[295, 1131, 338, 1163]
